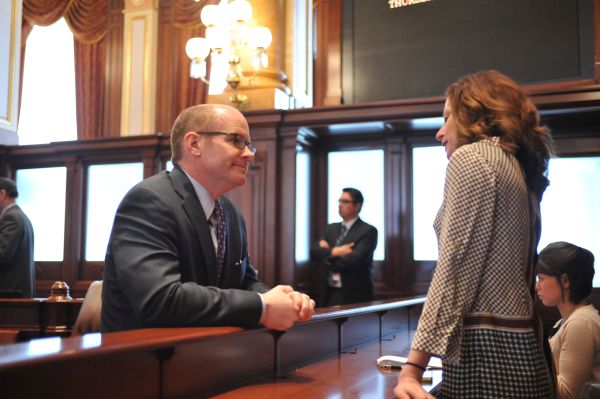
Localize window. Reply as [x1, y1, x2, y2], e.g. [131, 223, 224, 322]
[85, 163, 144, 261]
[412, 150, 600, 289]
[327, 150, 385, 260]
[15, 167, 67, 261]
[539, 156, 600, 287]
[412, 146, 447, 261]
[295, 151, 311, 262]
[17, 18, 77, 145]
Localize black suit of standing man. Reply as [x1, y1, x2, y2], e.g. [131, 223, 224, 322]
[310, 188, 377, 306]
[0, 178, 35, 298]
[102, 104, 315, 332]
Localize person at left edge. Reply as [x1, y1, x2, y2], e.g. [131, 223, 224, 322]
[0, 177, 35, 298]
[101, 104, 315, 332]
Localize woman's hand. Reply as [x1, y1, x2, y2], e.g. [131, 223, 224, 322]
[393, 349, 435, 399]
[394, 373, 435, 399]
[393, 372, 435, 399]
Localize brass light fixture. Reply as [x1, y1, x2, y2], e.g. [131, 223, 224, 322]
[186, 0, 273, 107]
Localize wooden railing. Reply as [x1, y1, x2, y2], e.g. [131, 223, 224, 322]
[0, 297, 427, 398]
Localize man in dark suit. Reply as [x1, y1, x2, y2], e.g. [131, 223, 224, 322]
[310, 188, 377, 306]
[102, 104, 314, 332]
[0, 178, 35, 298]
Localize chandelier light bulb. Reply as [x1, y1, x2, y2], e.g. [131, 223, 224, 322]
[200, 4, 220, 27]
[205, 26, 228, 50]
[229, 0, 253, 22]
[249, 26, 272, 49]
[188, 0, 271, 106]
[185, 37, 210, 60]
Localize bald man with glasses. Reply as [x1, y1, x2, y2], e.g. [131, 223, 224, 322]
[102, 104, 315, 332]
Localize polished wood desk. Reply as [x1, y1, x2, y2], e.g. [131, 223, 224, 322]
[0, 297, 83, 343]
[212, 330, 442, 398]
[0, 297, 426, 398]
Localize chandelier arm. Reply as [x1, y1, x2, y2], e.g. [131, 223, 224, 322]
[236, 68, 259, 82]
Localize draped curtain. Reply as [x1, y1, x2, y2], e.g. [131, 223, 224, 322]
[151, 0, 210, 132]
[21, 0, 109, 140]
[173, 0, 210, 110]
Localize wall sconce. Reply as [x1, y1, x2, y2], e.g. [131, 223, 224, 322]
[186, 0, 273, 107]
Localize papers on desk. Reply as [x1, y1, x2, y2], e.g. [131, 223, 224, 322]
[376, 355, 443, 370]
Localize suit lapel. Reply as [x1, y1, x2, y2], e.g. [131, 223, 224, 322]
[169, 165, 218, 285]
[342, 218, 363, 244]
[326, 223, 342, 246]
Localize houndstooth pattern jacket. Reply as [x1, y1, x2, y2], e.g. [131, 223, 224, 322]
[413, 137, 536, 364]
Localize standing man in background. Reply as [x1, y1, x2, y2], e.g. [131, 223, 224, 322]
[102, 104, 314, 332]
[0, 177, 35, 298]
[310, 188, 378, 306]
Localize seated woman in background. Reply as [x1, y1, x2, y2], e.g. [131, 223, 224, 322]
[537, 242, 600, 399]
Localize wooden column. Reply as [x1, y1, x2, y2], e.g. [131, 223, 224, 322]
[103, 0, 125, 138]
[595, 0, 600, 82]
[0, 0, 22, 145]
[278, 125, 300, 284]
[120, 0, 159, 136]
[227, 110, 282, 286]
[285, 0, 314, 108]
[384, 138, 407, 294]
[313, 0, 342, 106]
[64, 157, 83, 293]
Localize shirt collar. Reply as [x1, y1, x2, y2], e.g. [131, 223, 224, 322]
[182, 170, 216, 221]
[342, 216, 359, 231]
[0, 203, 17, 217]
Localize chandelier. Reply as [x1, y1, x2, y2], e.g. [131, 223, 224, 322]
[186, 0, 273, 107]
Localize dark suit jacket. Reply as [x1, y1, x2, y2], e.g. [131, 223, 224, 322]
[309, 218, 377, 306]
[101, 165, 270, 332]
[0, 205, 35, 298]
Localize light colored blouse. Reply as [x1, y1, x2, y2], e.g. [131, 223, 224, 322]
[550, 304, 600, 399]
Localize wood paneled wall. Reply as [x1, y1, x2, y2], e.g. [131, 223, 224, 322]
[0, 135, 171, 297]
[314, 0, 600, 106]
[2, 83, 600, 299]
[2, 83, 600, 298]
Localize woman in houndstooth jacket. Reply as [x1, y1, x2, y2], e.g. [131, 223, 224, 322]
[395, 70, 555, 399]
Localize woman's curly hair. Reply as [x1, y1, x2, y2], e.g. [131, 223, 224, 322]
[445, 70, 554, 200]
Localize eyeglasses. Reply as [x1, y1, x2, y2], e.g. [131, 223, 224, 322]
[194, 131, 256, 155]
[338, 199, 354, 204]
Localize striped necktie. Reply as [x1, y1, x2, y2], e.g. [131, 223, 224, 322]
[212, 199, 227, 284]
[335, 225, 347, 246]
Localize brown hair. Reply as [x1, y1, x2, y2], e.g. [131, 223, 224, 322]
[445, 70, 553, 199]
[170, 105, 217, 162]
[538, 241, 595, 304]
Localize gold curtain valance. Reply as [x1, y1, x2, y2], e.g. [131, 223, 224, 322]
[23, 0, 108, 44]
[174, 0, 212, 30]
